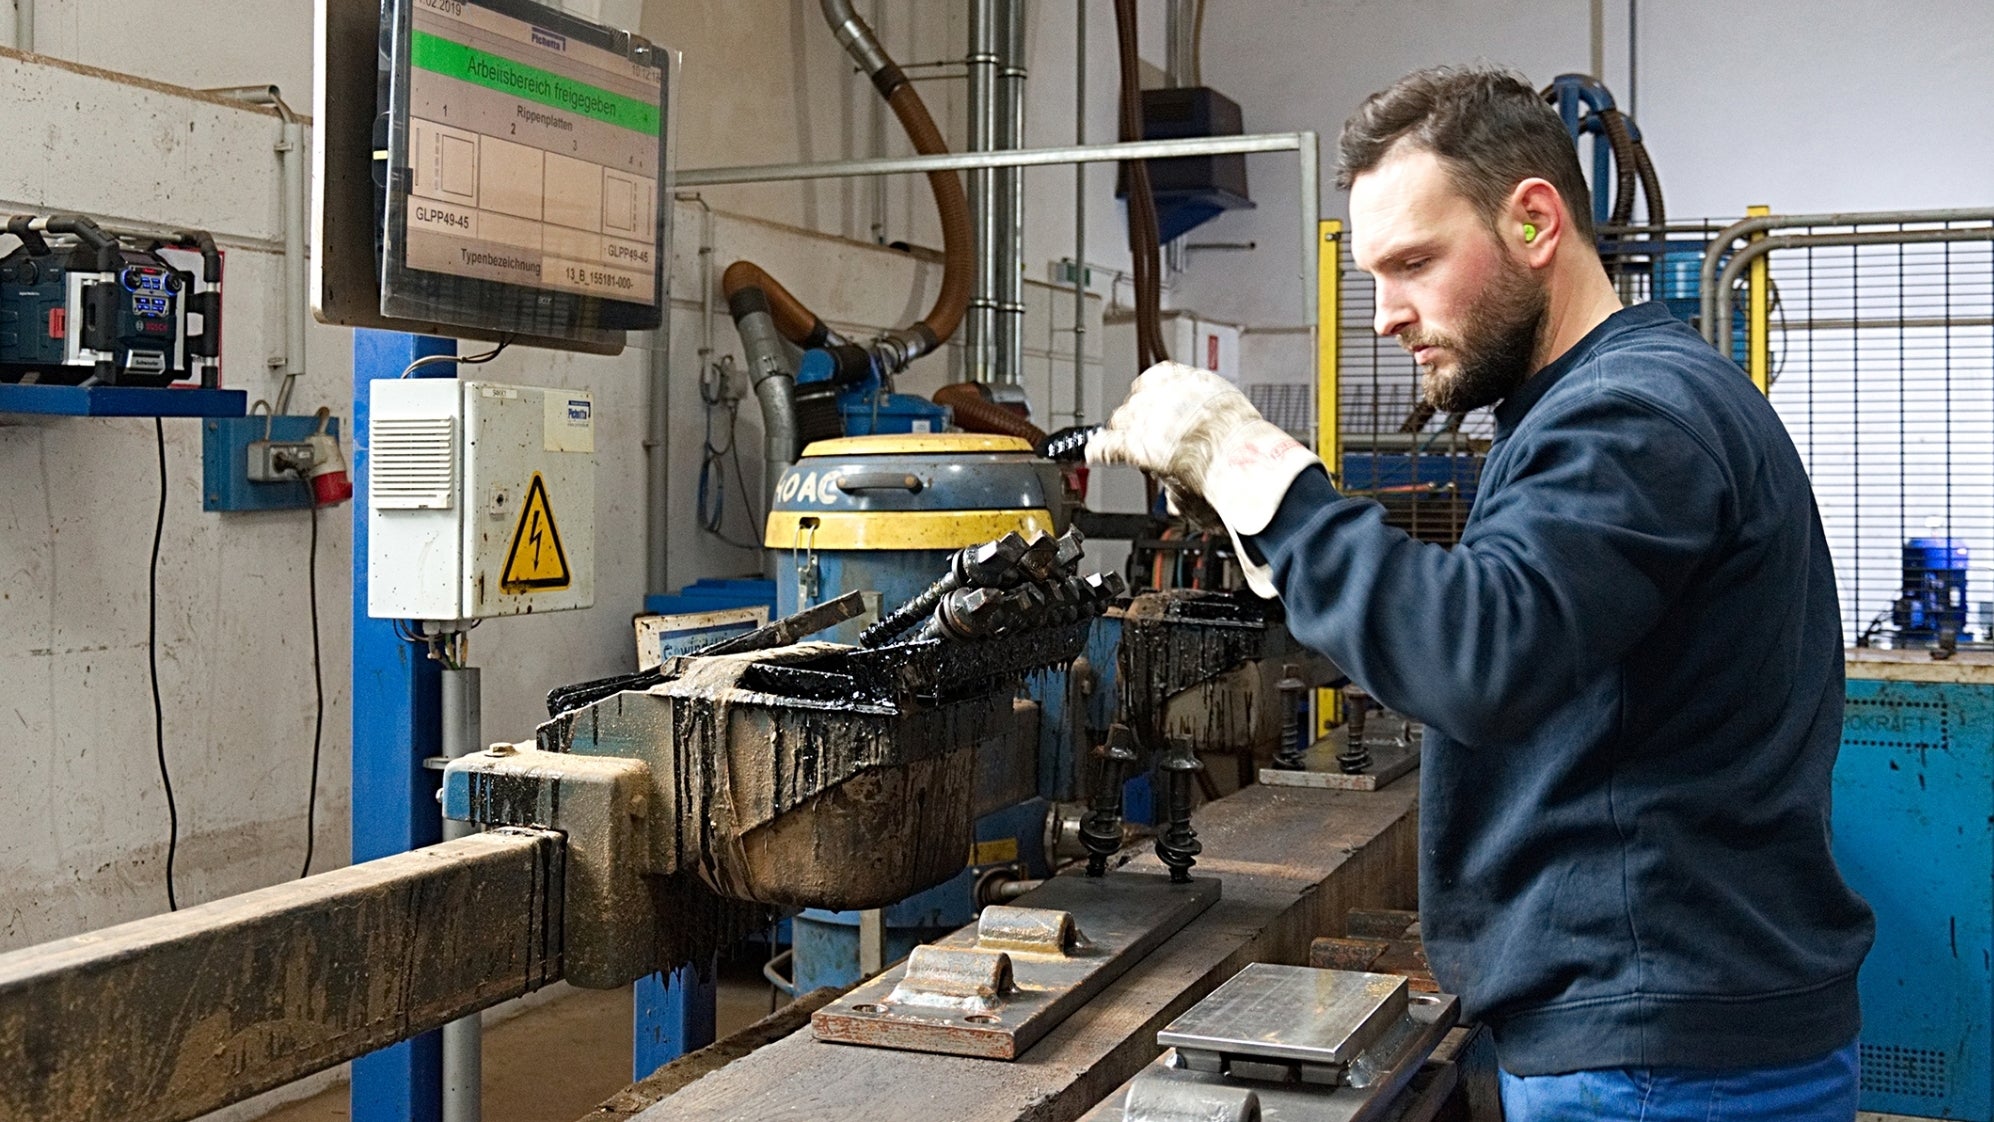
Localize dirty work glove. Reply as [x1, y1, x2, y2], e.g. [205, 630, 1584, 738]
[1087, 362, 1322, 597]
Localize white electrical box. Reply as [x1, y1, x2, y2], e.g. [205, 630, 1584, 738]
[368, 379, 596, 621]
[1165, 313, 1242, 385]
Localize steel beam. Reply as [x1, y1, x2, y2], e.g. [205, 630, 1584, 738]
[0, 830, 564, 1122]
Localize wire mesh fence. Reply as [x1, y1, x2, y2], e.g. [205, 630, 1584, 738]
[1331, 214, 1994, 648]
[1751, 221, 1994, 645]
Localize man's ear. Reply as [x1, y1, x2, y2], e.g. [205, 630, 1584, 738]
[1508, 178, 1566, 268]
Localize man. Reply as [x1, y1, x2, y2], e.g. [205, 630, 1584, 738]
[1090, 67, 1873, 1120]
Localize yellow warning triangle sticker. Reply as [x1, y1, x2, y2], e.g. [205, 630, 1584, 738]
[501, 473, 572, 592]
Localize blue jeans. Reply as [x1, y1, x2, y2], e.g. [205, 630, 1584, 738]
[1498, 1040, 1859, 1121]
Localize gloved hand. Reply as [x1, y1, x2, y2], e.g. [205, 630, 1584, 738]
[1088, 362, 1322, 597]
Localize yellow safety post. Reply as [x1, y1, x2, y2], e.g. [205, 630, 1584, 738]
[1746, 204, 1772, 395]
[1314, 219, 1343, 739]
[1316, 219, 1342, 464]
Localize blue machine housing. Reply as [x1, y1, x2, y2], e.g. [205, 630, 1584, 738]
[764, 433, 1086, 989]
[1894, 537, 1971, 641]
[796, 345, 952, 438]
[1834, 656, 1994, 1119]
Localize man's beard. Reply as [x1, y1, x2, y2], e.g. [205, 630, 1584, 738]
[1403, 255, 1548, 415]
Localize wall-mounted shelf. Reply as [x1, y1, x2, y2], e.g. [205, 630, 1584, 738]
[0, 384, 248, 418]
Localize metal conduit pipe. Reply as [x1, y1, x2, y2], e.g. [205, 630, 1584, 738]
[730, 284, 803, 529]
[1696, 207, 1994, 343]
[727, 2, 973, 371]
[1712, 225, 1994, 360]
[680, 134, 1312, 185]
[1069, 0, 1087, 423]
[996, 0, 1027, 384]
[723, 2, 976, 515]
[646, 308, 673, 592]
[207, 86, 307, 414]
[967, 0, 1000, 382]
[439, 666, 482, 1122]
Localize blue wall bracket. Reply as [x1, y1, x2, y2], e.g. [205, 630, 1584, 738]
[201, 414, 341, 512]
[0, 383, 246, 417]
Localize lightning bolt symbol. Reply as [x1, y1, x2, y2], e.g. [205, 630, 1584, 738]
[529, 512, 544, 567]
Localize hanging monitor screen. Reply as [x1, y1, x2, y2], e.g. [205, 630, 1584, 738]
[379, 0, 672, 341]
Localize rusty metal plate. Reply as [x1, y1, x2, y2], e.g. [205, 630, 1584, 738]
[814, 873, 1221, 1060]
[1258, 736, 1419, 792]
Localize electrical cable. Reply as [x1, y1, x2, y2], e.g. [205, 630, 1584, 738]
[1114, 0, 1169, 368]
[695, 362, 763, 551]
[398, 338, 511, 378]
[149, 417, 179, 912]
[300, 500, 324, 879]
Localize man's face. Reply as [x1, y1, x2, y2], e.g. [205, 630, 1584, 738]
[1349, 147, 1547, 414]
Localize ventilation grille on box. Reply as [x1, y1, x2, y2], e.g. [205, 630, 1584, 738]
[1860, 1042, 1948, 1102]
[371, 417, 456, 509]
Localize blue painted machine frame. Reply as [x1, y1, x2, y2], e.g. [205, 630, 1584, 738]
[1833, 655, 1994, 1120]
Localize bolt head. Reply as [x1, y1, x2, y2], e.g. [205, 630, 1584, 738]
[1018, 533, 1060, 581]
[1054, 528, 1087, 570]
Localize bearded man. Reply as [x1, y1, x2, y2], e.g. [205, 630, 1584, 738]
[1089, 66, 1873, 1121]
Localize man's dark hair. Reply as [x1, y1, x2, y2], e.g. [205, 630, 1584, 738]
[1337, 66, 1596, 246]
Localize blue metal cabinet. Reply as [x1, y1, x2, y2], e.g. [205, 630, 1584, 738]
[1834, 652, 1994, 1120]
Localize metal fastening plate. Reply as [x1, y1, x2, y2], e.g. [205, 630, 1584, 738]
[1077, 969, 1461, 1122]
[1158, 963, 1408, 1068]
[814, 873, 1221, 1060]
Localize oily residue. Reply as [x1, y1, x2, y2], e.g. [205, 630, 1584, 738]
[1118, 590, 1284, 756]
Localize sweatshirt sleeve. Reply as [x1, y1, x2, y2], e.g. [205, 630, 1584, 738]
[1245, 386, 1733, 745]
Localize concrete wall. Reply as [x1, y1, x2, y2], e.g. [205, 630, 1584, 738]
[0, 51, 354, 944]
[0, 0, 1115, 959]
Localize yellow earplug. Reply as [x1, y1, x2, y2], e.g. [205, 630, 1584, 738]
[1523, 223, 1538, 243]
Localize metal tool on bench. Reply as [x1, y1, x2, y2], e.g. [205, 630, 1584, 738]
[1258, 687, 1425, 794]
[1078, 963, 1461, 1122]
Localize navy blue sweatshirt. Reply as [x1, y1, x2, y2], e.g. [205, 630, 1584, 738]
[1245, 301, 1873, 1075]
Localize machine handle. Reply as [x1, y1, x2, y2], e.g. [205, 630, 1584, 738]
[836, 471, 924, 494]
